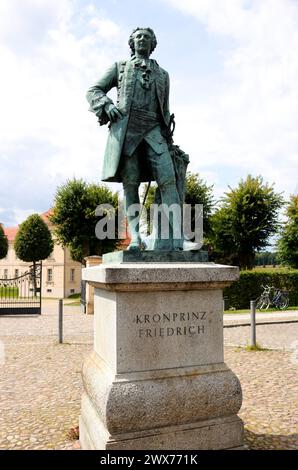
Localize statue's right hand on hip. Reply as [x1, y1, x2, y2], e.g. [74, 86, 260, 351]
[105, 103, 123, 123]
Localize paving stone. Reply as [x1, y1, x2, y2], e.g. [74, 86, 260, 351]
[0, 300, 297, 450]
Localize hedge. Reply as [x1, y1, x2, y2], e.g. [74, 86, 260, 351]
[223, 269, 298, 309]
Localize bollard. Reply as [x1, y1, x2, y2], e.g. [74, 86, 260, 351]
[58, 298, 63, 344]
[250, 300, 256, 347]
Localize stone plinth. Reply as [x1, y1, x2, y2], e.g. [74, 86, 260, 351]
[102, 250, 208, 264]
[80, 262, 244, 450]
[84, 256, 102, 315]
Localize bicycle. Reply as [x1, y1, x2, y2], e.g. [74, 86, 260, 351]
[256, 285, 289, 310]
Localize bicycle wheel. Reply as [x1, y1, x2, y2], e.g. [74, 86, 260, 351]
[256, 294, 270, 310]
[276, 293, 289, 309]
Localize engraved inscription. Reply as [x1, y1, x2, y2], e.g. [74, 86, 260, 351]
[133, 311, 208, 338]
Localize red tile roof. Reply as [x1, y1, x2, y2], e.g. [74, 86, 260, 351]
[4, 227, 18, 242]
[40, 209, 53, 225]
[3, 209, 53, 242]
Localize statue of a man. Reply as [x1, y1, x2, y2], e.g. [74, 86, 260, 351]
[87, 27, 184, 251]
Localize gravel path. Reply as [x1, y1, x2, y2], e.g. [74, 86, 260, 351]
[0, 302, 297, 450]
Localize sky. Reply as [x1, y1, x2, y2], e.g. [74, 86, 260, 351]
[0, 0, 297, 228]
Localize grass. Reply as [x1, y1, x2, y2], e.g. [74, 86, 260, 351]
[67, 293, 81, 299]
[65, 301, 81, 306]
[224, 306, 298, 314]
[0, 287, 19, 298]
[64, 293, 81, 306]
[252, 266, 297, 273]
[244, 343, 270, 352]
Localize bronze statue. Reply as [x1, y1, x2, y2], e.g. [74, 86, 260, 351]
[87, 27, 188, 251]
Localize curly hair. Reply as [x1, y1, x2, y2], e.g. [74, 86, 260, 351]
[128, 27, 157, 55]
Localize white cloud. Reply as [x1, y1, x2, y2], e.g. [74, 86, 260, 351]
[0, 0, 128, 226]
[89, 17, 123, 40]
[166, 0, 298, 197]
[1, 0, 297, 228]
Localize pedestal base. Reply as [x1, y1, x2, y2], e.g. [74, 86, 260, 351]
[80, 262, 243, 450]
[80, 397, 243, 450]
[80, 351, 243, 450]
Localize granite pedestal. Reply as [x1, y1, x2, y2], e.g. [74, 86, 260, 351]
[80, 259, 244, 450]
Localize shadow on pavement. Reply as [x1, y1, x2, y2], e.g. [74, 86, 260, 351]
[244, 428, 298, 450]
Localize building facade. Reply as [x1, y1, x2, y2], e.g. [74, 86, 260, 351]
[0, 210, 82, 298]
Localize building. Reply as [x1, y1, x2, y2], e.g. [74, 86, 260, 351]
[0, 210, 82, 298]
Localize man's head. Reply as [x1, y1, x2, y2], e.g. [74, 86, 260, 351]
[128, 27, 157, 56]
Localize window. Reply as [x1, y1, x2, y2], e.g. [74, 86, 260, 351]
[47, 269, 53, 282]
[47, 289, 52, 293]
[70, 289, 75, 294]
[15, 269, 19, 278]
[70, 268, 75, 282]
[4, 269, 8, 279]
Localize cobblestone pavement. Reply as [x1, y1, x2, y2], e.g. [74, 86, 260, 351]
[224, 322, 298, 350]
[0, 301, 92, 450]
[0, 302, 297, 450]
[225, 347, 298, 450]
[224, 310, 298, 326]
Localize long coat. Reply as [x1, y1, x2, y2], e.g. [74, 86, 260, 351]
[87, 59, 171, 182]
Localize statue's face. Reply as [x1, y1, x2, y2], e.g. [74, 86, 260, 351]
[133, 29, 152, 56]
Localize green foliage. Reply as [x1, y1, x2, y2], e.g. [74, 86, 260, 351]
[51, 179, 119, 263]
[244, 344, 268, 352]
[67, 293, 80, 299]
[0, 224, 8, 259]
[277, 195, 298, 268]
[224, 269, 298, 309]
[14, 214, 53, 262]
[141, 172, 214, 240]
[141, 183, 156, 235]
[184, 172, 214, 239]
[0, 287, 18, 298]
[254, 251, 278, 266]
[210, 175, 284, 269]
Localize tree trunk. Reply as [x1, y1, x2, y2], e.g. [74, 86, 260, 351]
[239, 251, 255, 270]
[33, 260, 37, 297]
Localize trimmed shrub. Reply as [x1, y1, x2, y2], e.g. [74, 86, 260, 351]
[224, 269, 298, 309]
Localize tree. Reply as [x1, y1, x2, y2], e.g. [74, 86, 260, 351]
[0, 224, 8, 260]
[184, 172, 214, 240]
[14, 214, 54, 292]
[277, 195, 298, 268]
[50, 179, 119, 264]
[254, 251, 278, 267]
[210, 175, 284, 269]
[141, 172, 214, 241]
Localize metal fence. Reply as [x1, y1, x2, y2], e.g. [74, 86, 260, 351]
[0, 263, 42, 315]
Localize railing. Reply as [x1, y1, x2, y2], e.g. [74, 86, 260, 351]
[0, 263, 42, 315]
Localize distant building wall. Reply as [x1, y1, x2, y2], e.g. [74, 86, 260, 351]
[64, 247, 82, 298]
[0, 211, 82, 298]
